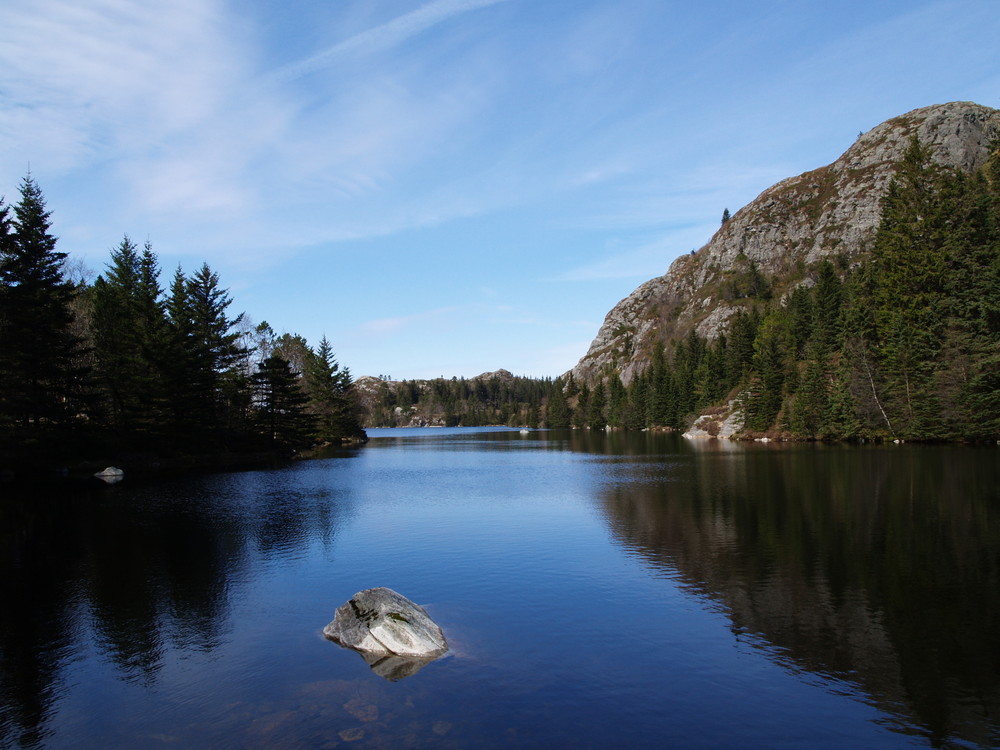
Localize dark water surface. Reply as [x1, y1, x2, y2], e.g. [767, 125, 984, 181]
[2, 428, 999, 749]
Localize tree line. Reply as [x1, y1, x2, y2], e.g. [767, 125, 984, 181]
[366, 372, 551, 427]
[368, 137, 1000, 441]
[0, 175, 365, 476]
[4, 133, 997, 459]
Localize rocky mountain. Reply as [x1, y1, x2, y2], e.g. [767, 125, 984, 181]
[570, 101, 1000, 386]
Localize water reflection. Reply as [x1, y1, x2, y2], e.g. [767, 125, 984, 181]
[597, 442, 1000, 748]
[355, 650, 443, 682]
[3, 434, 1000, 749]
[0, 465, 353, 748]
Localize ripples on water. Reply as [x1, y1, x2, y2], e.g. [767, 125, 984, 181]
[1, 428, 998, 749]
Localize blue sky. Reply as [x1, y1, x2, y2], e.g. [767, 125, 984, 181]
[1, 0, 997, 380]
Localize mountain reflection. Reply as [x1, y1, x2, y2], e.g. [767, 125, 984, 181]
[0, 469, 348, 748]
[597, 442, 1000, 748]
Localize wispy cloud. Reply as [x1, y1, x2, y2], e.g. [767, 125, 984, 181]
[0, 0, 242, 171]
[268, 0, 513, 84]
[358, 306, 462, 336]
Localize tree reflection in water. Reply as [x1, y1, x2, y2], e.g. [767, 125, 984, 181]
[597, 440, 1000, 749]
[0, 468, 350, 748]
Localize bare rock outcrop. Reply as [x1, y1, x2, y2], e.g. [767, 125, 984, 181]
[571, 102, 1000, 386]
[324, 587, 448, 679]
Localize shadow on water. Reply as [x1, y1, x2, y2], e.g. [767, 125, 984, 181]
[597, 437, 1000, 749]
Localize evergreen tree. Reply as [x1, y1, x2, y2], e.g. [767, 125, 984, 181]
[251, 355, 314, 449]
[0, 175, 85, 429]
[164, 263, 246, 437]
[811, 260, 843, 353]
[789, 343, 829, 437]
[784, 285, 812, 359]
[90, 236, 169, 432]
[163, 266, 198, 431]
[932, 156, 1000, 438]
[744, 328, 785, 432]
[588, 380, 607, 429]
[726, 308, 759, 384]
[607, 374, 627, 428]
[870, 137, 950, 437]
[838, 263, 892, 434]
[822, 358, 863, 439]
[626, 371, 649, 430]
[647, 341, 671, 426]
[575, 383, 591, 429]
[545, 378, 572, 428]
[304, 335, 364, 443]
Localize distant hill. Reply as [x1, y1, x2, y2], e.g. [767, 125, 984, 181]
[354, 369, 549, 427]
[570, 101, 1000, 386]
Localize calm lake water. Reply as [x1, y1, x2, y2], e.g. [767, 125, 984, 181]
[2, 428, 999, 749]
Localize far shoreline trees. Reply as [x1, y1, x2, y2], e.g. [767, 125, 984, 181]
[0, 175, 365, 478]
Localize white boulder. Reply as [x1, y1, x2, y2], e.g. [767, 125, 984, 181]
[324, 588, 448, 659]
[94, 466, 124, 484]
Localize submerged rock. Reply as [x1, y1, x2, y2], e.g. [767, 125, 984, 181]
[324, 588, 448, 666]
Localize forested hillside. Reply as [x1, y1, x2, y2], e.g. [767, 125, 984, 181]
[0, 175, 365, 480]
[356, 134, 1000, 441]
[575, 136, 1000, 440]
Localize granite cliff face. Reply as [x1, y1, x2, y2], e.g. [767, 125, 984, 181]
[571, 102, 1000, 386]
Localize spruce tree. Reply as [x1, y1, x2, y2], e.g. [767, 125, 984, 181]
[162, 263, 246, 439]
[588, 380, 606, 430]
[950, 149, 1000, 438]
[812, 260, 843, 353]
[0, 175, 85, 429]
[870, 137, 950, 437]
[304, 335, 363, 443]
[90, 236, 169, 433]
[545, 378, 571, 428]
[744, 328, 785, 432]
[252, 355, 313, 449]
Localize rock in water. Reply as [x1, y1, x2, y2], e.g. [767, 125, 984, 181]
[94, 466, 124, 484]
[324, 588, 448, 658]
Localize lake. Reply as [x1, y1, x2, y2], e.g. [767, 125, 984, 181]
[2, 428, 999, 749]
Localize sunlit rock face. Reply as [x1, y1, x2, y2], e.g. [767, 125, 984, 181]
[571, 101, 1000, 386]
[324, 588, 448, 660]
